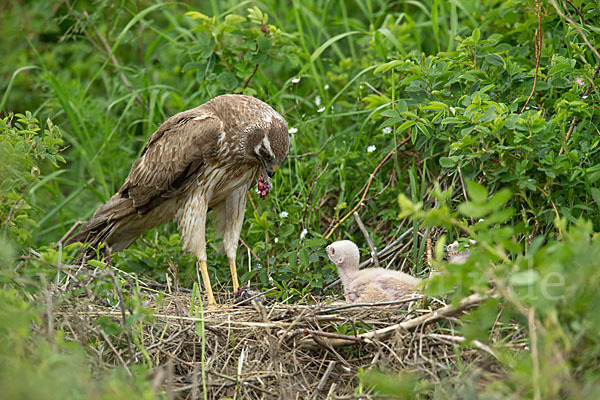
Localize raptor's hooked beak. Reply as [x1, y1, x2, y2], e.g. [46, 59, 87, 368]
[266, 165, 279, 178]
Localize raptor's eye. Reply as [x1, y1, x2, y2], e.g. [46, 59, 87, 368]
[260, 150, 272, 162]
[330, 248, 335, 255]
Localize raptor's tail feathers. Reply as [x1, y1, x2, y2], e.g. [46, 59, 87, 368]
[66, 195, 136, 263]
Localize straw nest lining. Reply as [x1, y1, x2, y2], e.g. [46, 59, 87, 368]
[48, 278, 506, 399]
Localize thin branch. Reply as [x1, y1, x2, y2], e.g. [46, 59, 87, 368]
[287, 136, 333, 159]
[243, 64, 260, 90]
[353, 212, 380, 268]
[418, 333, 497, 359]
[529, 307, 541, 400]
[98, 328, 133, 376]
[563, 0, 588, 23]
[317, 295, 423, 313]
[54, 221, 82, 249]
[283, 91, 318, 115]
[559, 63, 600, 155]
[303, 329, 369, 344]
[298, 293, 489, 349]
[325, 135, 412, 240]
[549, 0, 600, 61]
[520, 0, 542, 113]
[105, 249, 134, 364]
[311, 361, 336, 400]
[301, 162, 328, 230]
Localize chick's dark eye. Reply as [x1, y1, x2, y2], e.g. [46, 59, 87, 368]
[330, 248, 335, 255]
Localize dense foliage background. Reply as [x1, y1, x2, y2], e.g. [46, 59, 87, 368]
[1, 0, 600, 398]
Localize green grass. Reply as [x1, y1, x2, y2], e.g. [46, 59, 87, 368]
[2, 0, 600, 398]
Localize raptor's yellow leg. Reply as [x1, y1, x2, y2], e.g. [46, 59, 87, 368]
[229, 257, 240, 293]
[198, 260, 216, 305]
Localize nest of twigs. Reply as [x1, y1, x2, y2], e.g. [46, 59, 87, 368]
[43, 269, 511, 399]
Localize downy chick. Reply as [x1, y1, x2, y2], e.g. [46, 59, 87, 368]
[326, 240, 421, 303]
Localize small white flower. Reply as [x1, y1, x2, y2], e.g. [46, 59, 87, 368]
[315, 95, 322, 107]
[324, 84, 330, 90]
[274, 237, 279, 243]
[382, 126, 392, 134]
[525, 346, 530, 351]
[288, 127, 298, 134]
[279, 211, 288, 218]
[367, 145, 376, 153]
[291, 77, 301, 83]
[317, 107, 325, 113]
[300, 229, 308, 240]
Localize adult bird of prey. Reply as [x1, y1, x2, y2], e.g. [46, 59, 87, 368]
[67, 94, 289, 305]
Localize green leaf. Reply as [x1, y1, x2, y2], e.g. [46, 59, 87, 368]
[374, 60, 403, 74]
[485, 53, 504, 67]
[87, 259, 105, 269]
[457, 202, 489, 219]
[217, 71, 238, 90]
[439, 156, 458, 168]
[510, 269, 539, 286]
[465, 180, 488, 203]
[487, 188, 512, 210]
[396, 120, 416, 133]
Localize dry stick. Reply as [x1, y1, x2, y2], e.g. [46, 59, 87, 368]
[288, 136, 333, 159]
[106, 249, 135, 364]
[54, 221, 82, 249]
[353, 211, 380, 268]
[79, 311, 292, 328]
[234, 287, 277, 306]
[324, 135, 412, 240]
[322, 226, 414, 292]
[98, 328, 133, 376]
[63, 0, 108, 56]
[243, 64, 260, 90]
[239, 236, 261, 261]
[529, 307, 541, 400]
[559, 62, 600, 156]
[282, 90, 318, 115]
[2, 180, 34, 241]
[533, 183, 561, 233]
[457, 165, 468, 202]
[563, 0, 589, 23]
[549, 0, 600, 61]
[318, 295, 423, 313]
[301, 162, 327, 230]
[520, 0, 542, 113]
[144, 326, 193, 352]
[549, 0, 600, 155]
[81, 10, 147, 111]
[311, 361, 336, 400]
[303, 329, 370, 344]
[418, 333, 497, 359]
[298, 293, 488, 349]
